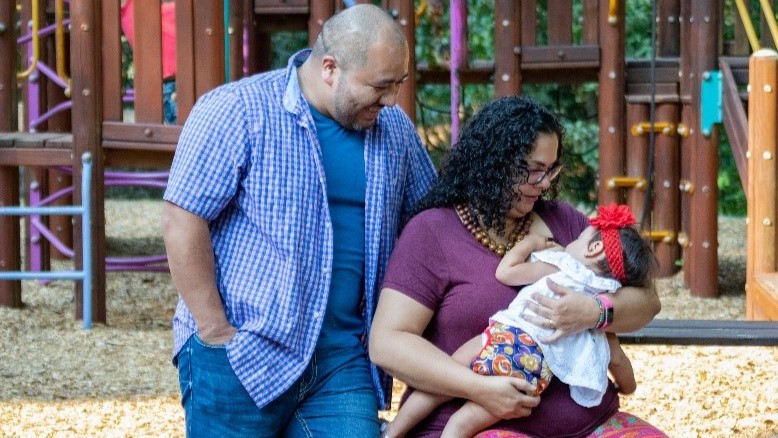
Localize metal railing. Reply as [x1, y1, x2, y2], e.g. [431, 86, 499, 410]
[0, 153, 93, 329]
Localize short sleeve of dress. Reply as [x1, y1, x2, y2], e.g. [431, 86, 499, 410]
[381, 211, 450, 311]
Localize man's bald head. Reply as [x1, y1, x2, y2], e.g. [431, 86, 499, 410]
[311, 4, 407, 71]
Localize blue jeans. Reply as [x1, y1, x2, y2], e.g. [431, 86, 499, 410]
[176, 334, 380, 437]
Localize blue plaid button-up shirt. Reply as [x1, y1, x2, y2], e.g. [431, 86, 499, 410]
[164, 50, 436, 409]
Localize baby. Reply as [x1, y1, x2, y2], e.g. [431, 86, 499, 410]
[383, 204, 655, 438]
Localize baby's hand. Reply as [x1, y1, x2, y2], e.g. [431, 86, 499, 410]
[522, 234, 556, 252]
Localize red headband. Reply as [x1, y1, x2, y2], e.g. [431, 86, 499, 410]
[588, 204, 636, 282]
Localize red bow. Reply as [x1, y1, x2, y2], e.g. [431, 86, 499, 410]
[588, 205, 636, 282]
[590, 204, 635, 230]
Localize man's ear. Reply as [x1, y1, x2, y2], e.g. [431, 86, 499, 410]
[586, 240, 605, 258]
[321, 55, 337, 86]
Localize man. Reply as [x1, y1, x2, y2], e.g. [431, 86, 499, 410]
[161, 4, 436, 437]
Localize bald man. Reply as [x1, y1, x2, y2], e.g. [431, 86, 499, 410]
[162, 4, 436, 437]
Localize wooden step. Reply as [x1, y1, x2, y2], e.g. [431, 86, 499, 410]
[619, 319, 778, 346]
[0, 133, 73, 166]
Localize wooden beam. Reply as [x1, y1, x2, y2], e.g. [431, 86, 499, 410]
[720, 58, 748, 189]
[597, 0, 626, 205]
[747, 50, 778, 321]
[0, 0, 21, 307]
[619, 319, 778, 346]
[71, 0, 107, 323]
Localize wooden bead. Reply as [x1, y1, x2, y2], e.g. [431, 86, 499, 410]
[455, 203, 533, 257]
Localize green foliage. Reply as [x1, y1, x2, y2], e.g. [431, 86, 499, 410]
[625, 0, 654, 58]
[271, 32, 309, 69]
[718, 130, 747, 214]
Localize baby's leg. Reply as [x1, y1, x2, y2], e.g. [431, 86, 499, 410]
[607, 332, 636, 394]
[383, 336, 485, 438]
[440, 401, 501, 438]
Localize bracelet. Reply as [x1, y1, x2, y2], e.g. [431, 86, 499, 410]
[593, 294, 614, 330]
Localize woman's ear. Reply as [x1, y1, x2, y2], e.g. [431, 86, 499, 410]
[586, 240, 605, 258]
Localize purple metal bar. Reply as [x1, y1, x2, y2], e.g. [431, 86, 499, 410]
[30, 217, 75, 257]
[31, 216, 169, 266]
[55, 166, 169, 182]
[29, 182, 43, 272]
[30, 100, 72, 130]
[26, 20, 40, 131]
[105, 170, 169, 180]
[450, 0, 466, 143]
[123, 89, 135, 103]
[107, 265, 168, 272]
[34, 184, 73, 206]
[34, 60, 70, 90]
[16, 20, 70, 44]
[106, 255, 168, 264]
[29, 178, 170, 272]
[105, 179, 168, 189]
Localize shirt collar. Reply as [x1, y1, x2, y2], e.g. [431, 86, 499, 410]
[283, 49, 312, 114]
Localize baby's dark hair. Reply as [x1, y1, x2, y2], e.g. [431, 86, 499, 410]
[590, 227, 656, 288]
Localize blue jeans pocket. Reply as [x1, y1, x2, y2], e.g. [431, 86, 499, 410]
[178, 334, 264, 437]
[192, 333, 228, 349]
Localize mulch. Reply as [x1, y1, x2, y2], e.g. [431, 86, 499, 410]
[0, 200, 776, 437]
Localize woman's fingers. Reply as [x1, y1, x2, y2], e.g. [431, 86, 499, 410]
[477, 376, 539, 419]
[527, 279, 593, 337]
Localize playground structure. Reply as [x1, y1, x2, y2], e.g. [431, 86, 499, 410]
[0, 0, 776, 325]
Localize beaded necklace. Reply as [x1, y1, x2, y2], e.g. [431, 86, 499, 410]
[455, 204, 533, 257]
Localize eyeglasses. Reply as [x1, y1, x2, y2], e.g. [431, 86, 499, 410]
[523, 162, 563, 185]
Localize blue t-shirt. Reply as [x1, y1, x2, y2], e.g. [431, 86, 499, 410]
[309, 104, 366, 349]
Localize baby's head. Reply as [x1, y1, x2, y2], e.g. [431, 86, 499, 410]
[566, 205, 655, 287]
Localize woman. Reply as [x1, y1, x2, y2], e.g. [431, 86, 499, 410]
[369, 96, 665, 437]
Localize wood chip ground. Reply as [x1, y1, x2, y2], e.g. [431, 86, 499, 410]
[1, 200, 776, 437]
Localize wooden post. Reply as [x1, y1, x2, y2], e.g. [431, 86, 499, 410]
[597, 0, 625, 205]
[101, 0, 123, 122]
[228, 0, 244, 82]
[582, 0, 599, 45]
[133, 0, 164, 123]
[0, 0, 21, 307]
[175, 0, 195, 121]
[625, 102, 649, 218]
[242, 0, 265, 75]
[747, 49, 778, 320]
[71, 0, 107, 322]
[686, 0, 720, 297]
[21, 0, 49, 271]
[657, 0, 680, 56]
[386, 0, 416, 122]
[45, 21, 73, 260]
[307, 0, 333, 46]
[494, 0, 521, 97]
[679, 0, 694, 285]
[193, 1, 225, 99]
[652, 103, 681, 277]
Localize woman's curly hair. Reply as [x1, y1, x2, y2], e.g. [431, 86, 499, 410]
[412, 96, 565, 234]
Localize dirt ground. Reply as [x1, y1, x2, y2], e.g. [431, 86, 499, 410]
[0, 199, 776, 437]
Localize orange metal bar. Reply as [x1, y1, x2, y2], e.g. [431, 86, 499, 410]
[55, 0, 71, 96]
[17, 0, 40, 80]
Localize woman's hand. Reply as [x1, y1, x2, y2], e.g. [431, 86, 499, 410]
[524, 279, 599, 342]
[471, 376, 540, 420]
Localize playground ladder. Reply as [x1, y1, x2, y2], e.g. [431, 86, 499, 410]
[0, 153, 93, 329]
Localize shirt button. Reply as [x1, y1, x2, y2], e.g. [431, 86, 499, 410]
[314, 311, 321, 318]
[323, 268, 330, 274]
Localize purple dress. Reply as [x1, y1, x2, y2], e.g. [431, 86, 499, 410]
[381, 200, 620, 438]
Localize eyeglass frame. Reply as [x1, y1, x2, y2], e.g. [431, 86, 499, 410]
[521, 161, 563, 185]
